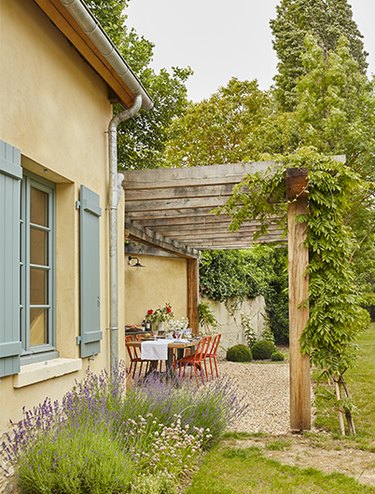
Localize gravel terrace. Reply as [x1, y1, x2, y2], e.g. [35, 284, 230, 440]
[218, 359, 291, 435]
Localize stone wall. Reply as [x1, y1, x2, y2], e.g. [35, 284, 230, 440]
[201, 296, 266, 358]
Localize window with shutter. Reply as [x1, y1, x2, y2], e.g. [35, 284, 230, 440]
[78, 185, 102, 357]
[0, 140, 22, 377]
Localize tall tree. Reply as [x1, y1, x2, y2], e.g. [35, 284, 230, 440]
[295, 35, 375, 180]
[86, 0, 192, 169]
[293, 35, 375, 311]
[164, 78, 272, 167]
[270, 0, 368, 111]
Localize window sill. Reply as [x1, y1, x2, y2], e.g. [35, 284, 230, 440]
[13, 358, 82, 388]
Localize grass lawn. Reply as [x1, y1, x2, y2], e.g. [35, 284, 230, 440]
[186, 323, 375, 493]
[186, 445, 375, 494]
[315, 323, 375, 444]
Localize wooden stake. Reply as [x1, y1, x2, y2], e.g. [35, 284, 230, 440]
[340, 375, 356, 436]
[286, 168, 311, 431]
[334, 379, 346, 436]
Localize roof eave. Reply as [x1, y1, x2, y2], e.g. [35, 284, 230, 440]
[34, 0, 153, 111]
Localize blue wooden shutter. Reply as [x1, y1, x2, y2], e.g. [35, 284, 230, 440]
[0, 140, 22, 377]
[79, 185, 102, 357]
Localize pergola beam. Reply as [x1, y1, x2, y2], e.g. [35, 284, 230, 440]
[137, 215, 280, 228]
[123, 161, 285, 249]
[158, 227, 284, 239]
[125, 183, 236, 201]
[123, 161, 272, 190]
[125, 221, 199, 259]
[125, 195, 229, 213]
[181, 239, 286, 249]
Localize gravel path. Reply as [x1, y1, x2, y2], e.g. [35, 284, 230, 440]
[218, 360, 290, 435]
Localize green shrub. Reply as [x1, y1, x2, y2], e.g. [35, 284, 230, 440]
[271, 351, 285, 361]
[198, 301, 218, 332]
[226, 344, 253, 362]
[252, 340, 276, 360]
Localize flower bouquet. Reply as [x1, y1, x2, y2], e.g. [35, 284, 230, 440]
[145, 303, 173, 333]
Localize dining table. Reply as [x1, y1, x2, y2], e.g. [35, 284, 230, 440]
[125, 336, 200, 378]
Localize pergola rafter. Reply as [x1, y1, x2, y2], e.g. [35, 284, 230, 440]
[124, 161, 284, 251]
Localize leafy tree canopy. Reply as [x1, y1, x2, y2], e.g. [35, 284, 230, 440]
[164, 78, 272, 167]
[294, 35, 375, 181]
[270, 0, 368, 111]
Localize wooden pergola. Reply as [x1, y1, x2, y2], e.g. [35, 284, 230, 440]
[123, 161, 310, 431]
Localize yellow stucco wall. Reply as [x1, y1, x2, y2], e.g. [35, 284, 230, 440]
[125, 255, 188, 326]
[0, 0, 126, 433]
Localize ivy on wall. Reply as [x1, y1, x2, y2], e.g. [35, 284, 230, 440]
[199, 247, 289, 344]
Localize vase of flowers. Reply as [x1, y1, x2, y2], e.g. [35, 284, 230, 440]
[145, 303, 174, 333]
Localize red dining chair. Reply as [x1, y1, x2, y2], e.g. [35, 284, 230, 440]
[206, 333, 221, 379]
[176, 336, 211, 385]
[125, 335, 150, 378]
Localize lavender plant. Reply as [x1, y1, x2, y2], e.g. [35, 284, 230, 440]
[1, 363, 245, 493]
[123, 374, 247, 447]
[17, 426, 133, 494]
[1, 398, 63, 474]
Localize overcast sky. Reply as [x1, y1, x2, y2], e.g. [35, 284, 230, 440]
[126, 0, 375, 102]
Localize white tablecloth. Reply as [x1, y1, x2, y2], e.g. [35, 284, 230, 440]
[141, 340, 168, 360]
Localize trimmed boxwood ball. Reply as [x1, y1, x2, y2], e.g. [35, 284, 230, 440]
[252, 340, 276, 360]
[226, 344, 252, 362]
[271, 351, 285, 361]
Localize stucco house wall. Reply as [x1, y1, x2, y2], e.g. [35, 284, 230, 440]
[125, 255, 188, 326]
[0, 0, 126, 434]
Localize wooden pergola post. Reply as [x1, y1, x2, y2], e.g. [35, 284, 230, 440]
[187, 258, 199, 335]
[286, 168, 311, 431]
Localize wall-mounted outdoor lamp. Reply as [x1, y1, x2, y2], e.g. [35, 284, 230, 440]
[128, 256, 145, 268]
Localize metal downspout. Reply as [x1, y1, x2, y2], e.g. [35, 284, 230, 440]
[108, 94, 142, 376]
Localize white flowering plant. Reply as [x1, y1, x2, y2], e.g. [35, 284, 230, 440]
[125, 413, 209, 486]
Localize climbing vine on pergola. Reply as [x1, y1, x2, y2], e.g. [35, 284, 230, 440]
[220, 147, 370, 434]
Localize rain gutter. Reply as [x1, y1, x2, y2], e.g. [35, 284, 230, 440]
[59, 0, 153, 111]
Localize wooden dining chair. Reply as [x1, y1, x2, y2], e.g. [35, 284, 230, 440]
[206, 333, 221, 379]
[176, 335, 211, 385]
[125, 335, 150, 378]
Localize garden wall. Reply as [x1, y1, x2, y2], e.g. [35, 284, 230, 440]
[201, 296, 266, 358]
